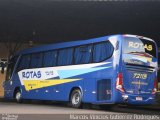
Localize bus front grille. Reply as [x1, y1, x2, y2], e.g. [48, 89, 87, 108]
[97, 79, 111, 101]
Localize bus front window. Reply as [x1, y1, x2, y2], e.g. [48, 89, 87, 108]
[123, 37, 157, 66]
[123, 37, 156, 58]
[5, 57, 18, 81]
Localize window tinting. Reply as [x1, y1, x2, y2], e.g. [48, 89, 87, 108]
[93, 41, 114, 62]
[17, 41, 114, 69]
[17, 54, 30, 71]
[57, 48, 73, 66]
[30, 53, 43, 68]
[74, 45, 92, 64]
[43, 51, 57, 67]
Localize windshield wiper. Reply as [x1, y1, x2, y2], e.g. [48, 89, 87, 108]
[126, 51, 153, 58]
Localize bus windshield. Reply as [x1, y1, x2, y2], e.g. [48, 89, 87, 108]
[123, 37, 156, 58]
[5, 56, 18, 81]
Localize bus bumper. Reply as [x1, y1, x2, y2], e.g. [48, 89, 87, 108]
[121, 94, 156, 105]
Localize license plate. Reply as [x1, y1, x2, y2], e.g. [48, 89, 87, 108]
[136, 97, 143, 101]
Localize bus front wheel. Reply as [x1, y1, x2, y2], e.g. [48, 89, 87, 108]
[15, 90, 22, 103]
[70, 89, 82, 108]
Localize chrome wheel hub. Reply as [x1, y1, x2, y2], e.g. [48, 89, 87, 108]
[72, 93, 80, 105]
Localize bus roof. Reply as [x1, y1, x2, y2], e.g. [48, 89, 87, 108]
[14, 34, 156, 56]
[15, 34, 120, 56]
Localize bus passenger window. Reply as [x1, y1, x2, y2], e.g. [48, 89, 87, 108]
[43, 51, 57, 67]
[74, 45, 92, 64]
[30, 53, 43, 68]
[57, 48, 73, 66]
[93, 41, 114, 62]
[17, 55, 30, 71]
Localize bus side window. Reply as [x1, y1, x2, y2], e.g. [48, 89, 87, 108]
[74, 45, 92, 64]
[17, 54, 30, 72]
[57, 48, 73, 66]
[43, 51, 57, 67]
[93, 41, 114, 62]
[30, 53, 43, 68]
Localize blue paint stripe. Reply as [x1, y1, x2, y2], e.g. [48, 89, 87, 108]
[58, 66, 112, 79]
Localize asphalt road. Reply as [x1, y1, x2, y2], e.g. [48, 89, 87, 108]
[0, 100, 159, 120]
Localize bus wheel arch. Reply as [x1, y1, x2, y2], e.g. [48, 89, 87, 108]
[69, 87, 83, 108]
[13, 87, 23, 103]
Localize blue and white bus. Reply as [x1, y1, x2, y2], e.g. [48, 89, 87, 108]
[3, 34, 158, 108]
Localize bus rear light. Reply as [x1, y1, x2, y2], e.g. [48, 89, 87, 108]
[152, 78, 157, 94]
[116, 73, 125, 93]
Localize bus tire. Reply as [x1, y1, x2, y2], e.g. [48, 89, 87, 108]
[70, 89, 82, 108]
[15, 90, 23, 103]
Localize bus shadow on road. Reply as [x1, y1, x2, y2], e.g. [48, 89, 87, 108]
[90, 104, 160, 115]
[0, 98, 159, 115]
[82, 103, 160, 115]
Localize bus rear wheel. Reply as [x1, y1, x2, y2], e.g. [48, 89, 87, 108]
[15, 90, 22, 103]
[70, 89, 82, 108]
